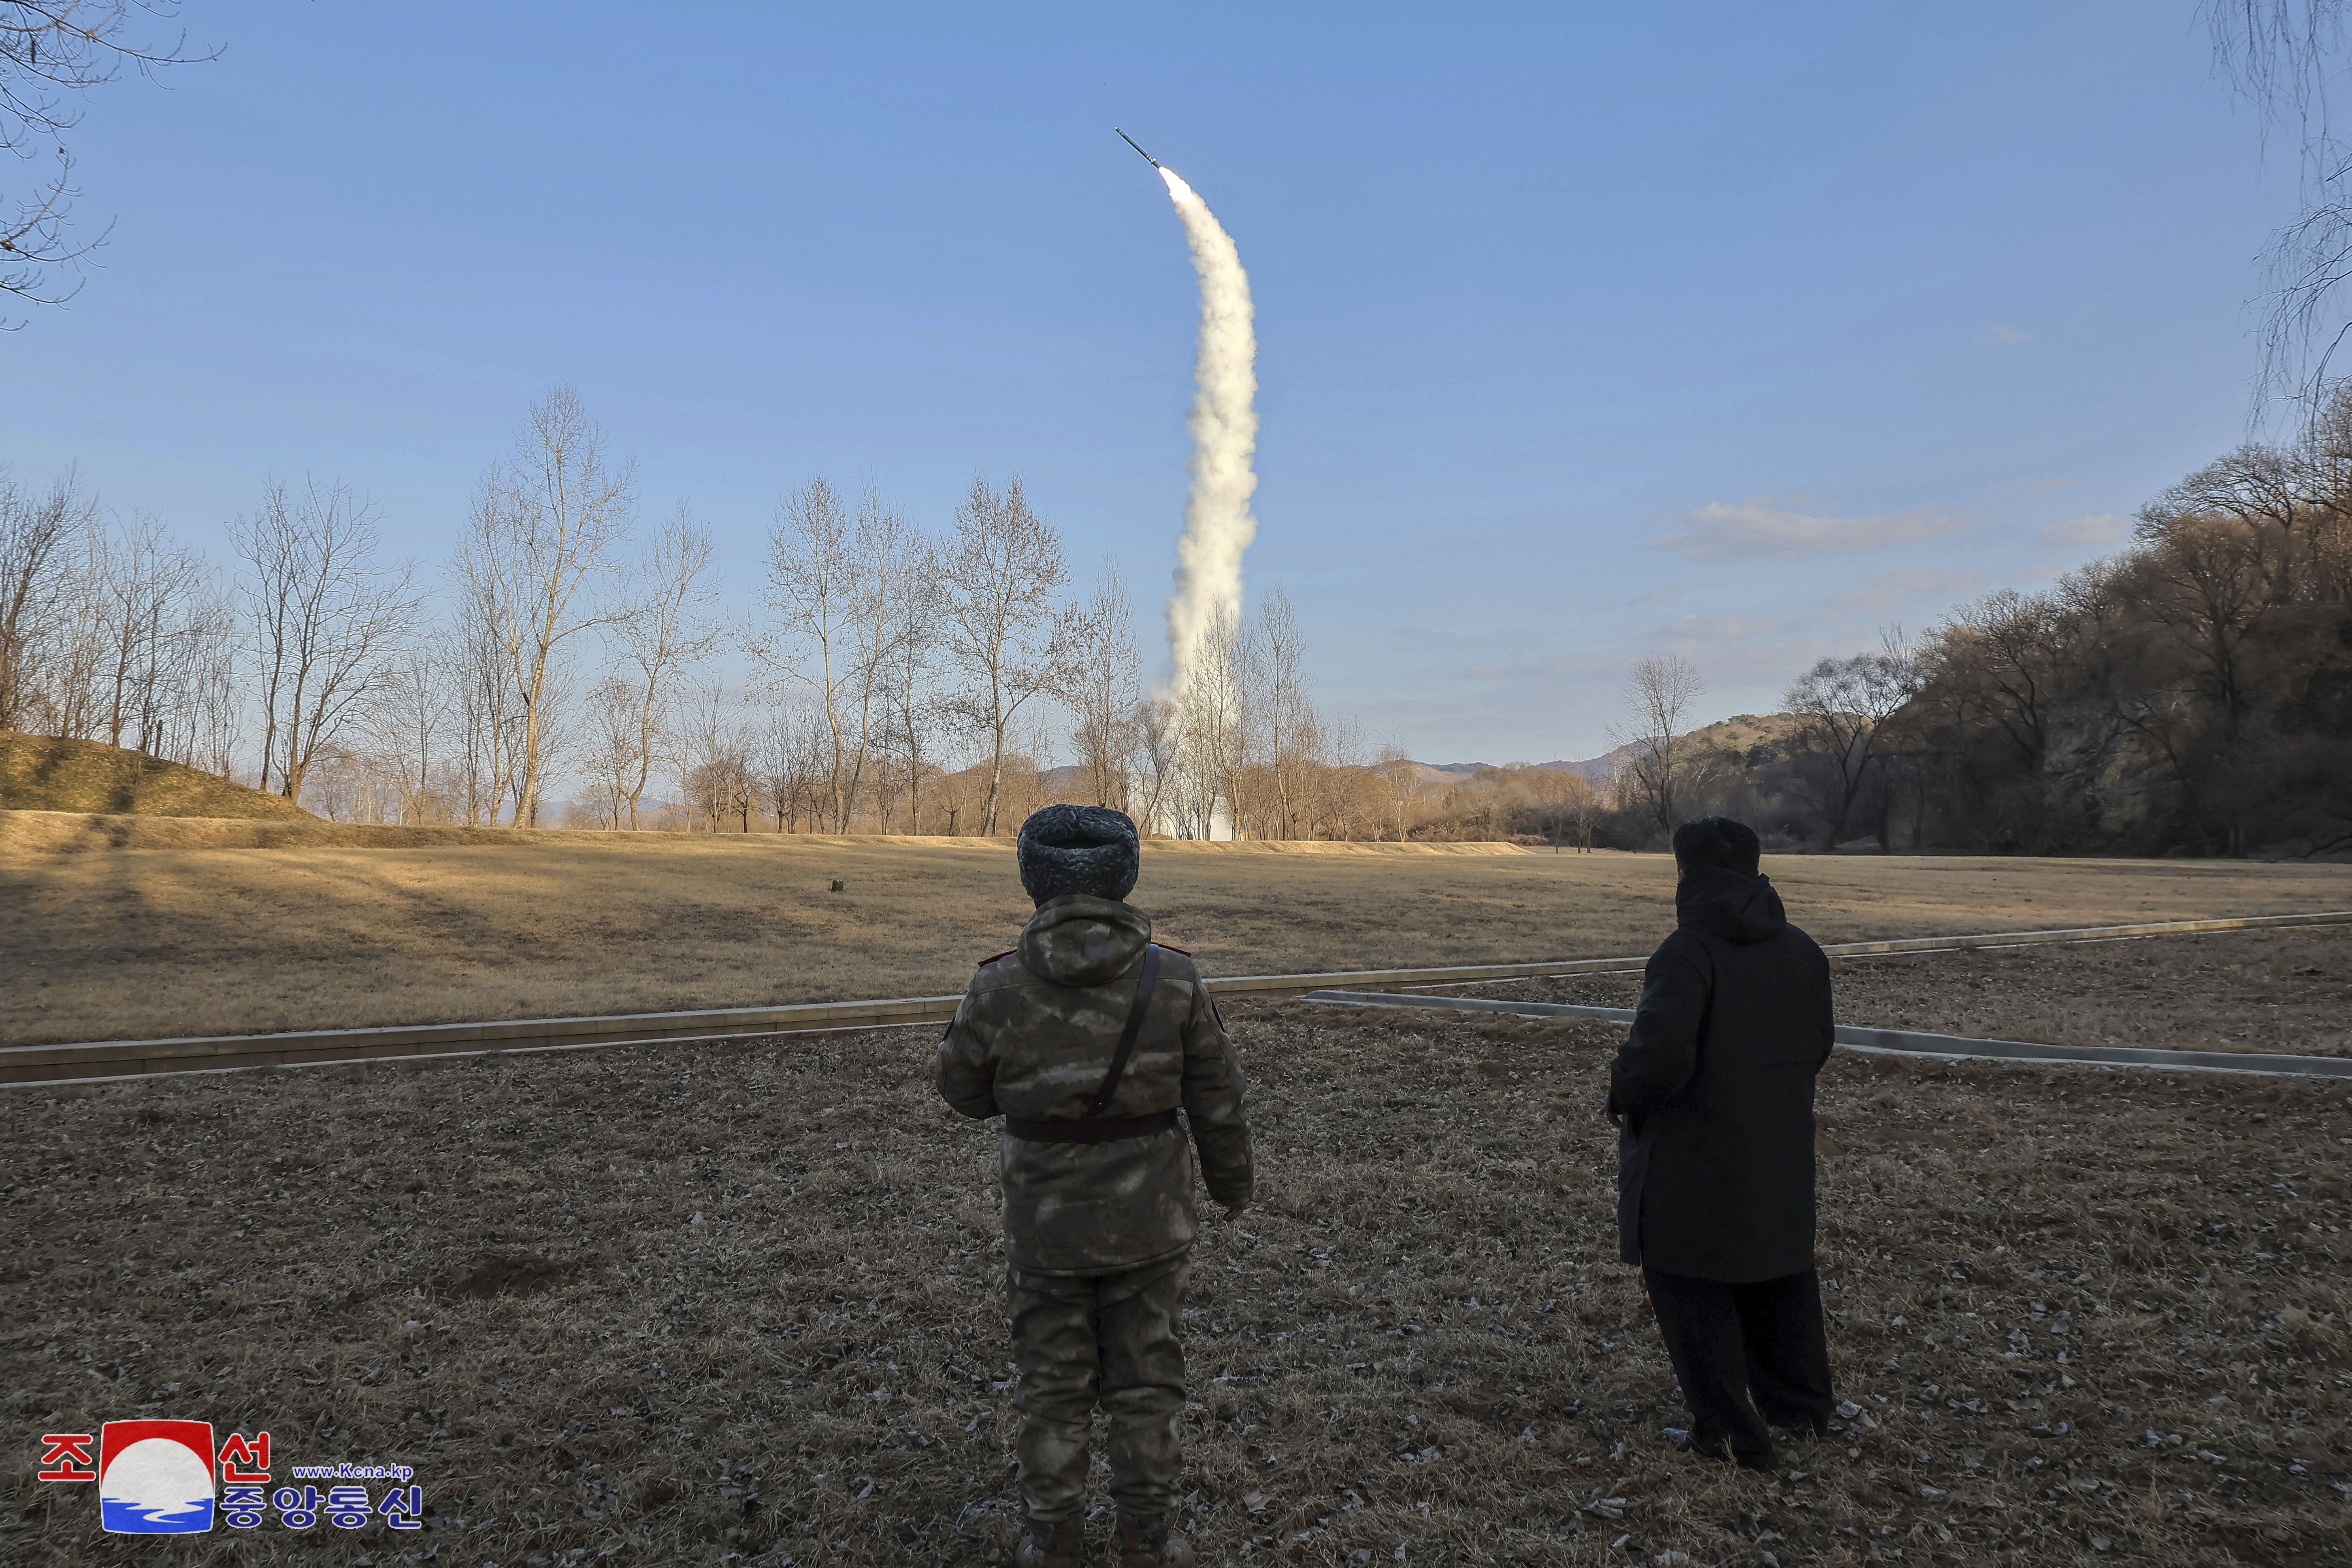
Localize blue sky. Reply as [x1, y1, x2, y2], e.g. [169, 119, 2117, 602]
[3, 1, 2305, 764]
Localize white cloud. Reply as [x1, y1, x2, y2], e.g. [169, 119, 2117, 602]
[1830, 568, 1982, 616]
[1459, 650, 1619, 682]
[2036, 511, 2133, 550]
[1978, 324, 2031, 346]
[1652, 495, 1968, 561]
[1660, 612, 1779, 641]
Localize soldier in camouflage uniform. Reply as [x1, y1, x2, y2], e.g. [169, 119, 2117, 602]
[937, 805, 1255, 1568]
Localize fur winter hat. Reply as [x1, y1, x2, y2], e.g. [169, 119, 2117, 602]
[1017, 805, 1141, 906]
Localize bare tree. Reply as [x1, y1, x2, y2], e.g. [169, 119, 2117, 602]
[235, 477, 421, 807]
[458, 385, 636, 827]
[843, 485, 917, 828]
[938, 475, 1069, 835]
[754, 475, 868, 832]
[1131, 695, 1178, 836]
[94, 512, 206, 752]
[755, 698, 833, 833]
[2128, 511, 2283, 730]
[1010, 709, 1059, 823]
[0, 467, 94, 729]
[1304, 709, 1366, 839]
[0, 2, 217, 322]
[606, 502, 720, 828]
[1613, 653, 1703, 835]
[168, 569, 237, 775]
[38, 517, 111, 741]
[880, 533, 944, 833]
[86, 526, 237, 773]
[678, 683, 754, 832]
[1178, 604, 1252, 838]
[756, 704, 795, 832]
[576, 673, 640, 830]
[301, 744, 402, 824]
[374, 644, 455, 824]
[1780, 633, 1922, 851]
[448, 581, 523, 826]
[1252, 589, 1313, 838]
[2, 476, 230, 763]
[1567, 767, 1602, 852]
[2142, 442, 2324, 603]
[1062, 566, 1141, 811]
[753, 698, 821, 832]
[1374, 741, 1419, 842]
[677, 682, 722, 831]
[2201, 1, 2352, 420]
[1, 477, 241, 779]
[1928, 589, 2069, 775]
[87, 514, 155, 747]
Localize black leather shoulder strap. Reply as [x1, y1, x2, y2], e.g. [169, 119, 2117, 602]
[1084, 944, 1161, 1119]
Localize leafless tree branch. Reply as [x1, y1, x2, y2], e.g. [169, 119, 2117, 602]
[0, 2, 218, 322]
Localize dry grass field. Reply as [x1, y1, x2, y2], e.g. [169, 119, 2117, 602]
[1470, 925, 2352, 1058]
[4, 1000, 2347, 1567]
[9, 807, 2352, 1046]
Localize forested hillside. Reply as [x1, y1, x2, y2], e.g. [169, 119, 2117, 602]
[1551, 396, 2352, 856]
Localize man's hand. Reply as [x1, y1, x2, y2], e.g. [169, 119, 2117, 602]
[1600, 1104, 1622, 1130]
[1221, 1205, 1247, 1223]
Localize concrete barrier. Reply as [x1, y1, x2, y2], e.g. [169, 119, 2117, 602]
[7, 908, 2347, 1088]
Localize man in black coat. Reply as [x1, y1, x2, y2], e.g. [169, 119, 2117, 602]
[1606, 816, 1837, 1470]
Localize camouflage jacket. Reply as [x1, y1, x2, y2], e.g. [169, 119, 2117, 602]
[936, 893, 1255, 1275]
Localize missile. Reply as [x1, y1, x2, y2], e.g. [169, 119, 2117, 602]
[1115, 128, 1161, 169]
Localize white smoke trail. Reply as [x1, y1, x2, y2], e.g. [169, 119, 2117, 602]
[1156, 166, 1258, 699]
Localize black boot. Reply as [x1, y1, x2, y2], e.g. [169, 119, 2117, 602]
[1015, 1517, 1084, 1568]
[1117, 1513, 1195, 1567]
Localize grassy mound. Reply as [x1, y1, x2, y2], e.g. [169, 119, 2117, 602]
[0, 733, 313, 820]
[0, 810, 569, 853]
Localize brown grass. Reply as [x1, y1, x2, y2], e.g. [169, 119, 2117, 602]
[9, 821, 2352, 1046]
[3, 1003, 2346, 1566]
[0, 737, 313, 820]
[1466, 925, 2352, 1057]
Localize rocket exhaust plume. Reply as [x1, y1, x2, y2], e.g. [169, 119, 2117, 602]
[1130, 141, 1258, 699]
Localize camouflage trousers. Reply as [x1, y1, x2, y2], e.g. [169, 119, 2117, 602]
[1007, 1251, 1191, 1523]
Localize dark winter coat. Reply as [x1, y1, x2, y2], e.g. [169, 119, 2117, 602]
[1607, 867, 1834, 1282]
[936, 894, 1255, 1275]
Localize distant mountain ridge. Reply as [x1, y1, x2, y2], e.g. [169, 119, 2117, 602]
[1031, 713, 1800, 795]
[1407, 713, 1801, 782]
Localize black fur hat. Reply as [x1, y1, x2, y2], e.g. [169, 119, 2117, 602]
[1017, 805, 1141, 905]
[1672, 816, 1762, 877]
